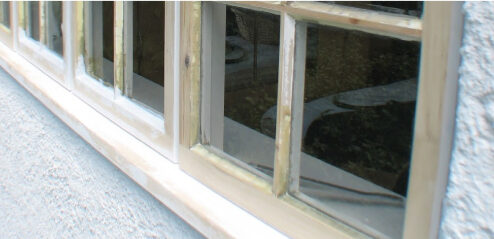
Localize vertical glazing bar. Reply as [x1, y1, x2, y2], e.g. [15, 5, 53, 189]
[113, 1, 124, 96]
[123, 2, 133, 97]
[63, 1, 74, 90]
[288, 22, 307, 193]
[172, 1, 181, 161]
[165, 2, 175, 134]
[74, 2, 84, 63]
[179, 2, 201, 147]
[12, 1, 18, 50]
[200, 2, 225, 148]
[39, 1, 46, 44]
[273, 12, 297, 196]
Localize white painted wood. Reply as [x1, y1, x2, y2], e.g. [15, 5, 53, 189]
[63, 1, 74, 90]
[288, 22, 307, 193]
[171, 1, 181, 162]
[200, 2, 225, 149]
[12, 1, 18, 50]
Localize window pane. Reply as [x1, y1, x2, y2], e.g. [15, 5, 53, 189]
[84, 1, 114, 86]
[298, 23, 420, 238]
[0, 2, 10, 28]
[131, 2, 164, 114]
[333, 1, 423, 17]
[27, 1, 40, 41]
[44, 1, 63, 56]
[222, 6, 280, 177]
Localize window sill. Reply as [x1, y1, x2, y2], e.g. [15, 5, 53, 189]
[0, 41, 287, 239]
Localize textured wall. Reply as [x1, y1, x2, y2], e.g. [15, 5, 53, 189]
[0, 68, 203, 239]
[439, 2, 494, 238]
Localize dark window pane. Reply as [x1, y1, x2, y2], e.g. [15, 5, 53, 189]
[27, 1, 40, 41]
[0, 2, 10, 28]
[223, 6, 280, 176]
[299, 23, 420, 238]
[131, 1, 164, 113]
[84, 1, 114, 86]
[45, 1, 63, 56]
[332, 1, 423, 17]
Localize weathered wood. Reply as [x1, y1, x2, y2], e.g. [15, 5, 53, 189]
[232, 1, 422, 41]
[113, 2, 124, 96]
[179, 2, 201, 147]
[273, 12, 296, 197]
[403, 2, 463, 239]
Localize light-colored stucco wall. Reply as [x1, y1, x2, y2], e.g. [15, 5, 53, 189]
[439, 2, 494, 238]
[0, 68, 203, 238]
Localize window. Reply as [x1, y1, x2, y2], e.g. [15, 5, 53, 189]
[0, 1, 463, 239]
[179, 2, 462, 239]
[18, 1, 66, 82]
[73, 1, 175, 159]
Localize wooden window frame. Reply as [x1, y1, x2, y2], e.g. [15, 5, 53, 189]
[178, 2, 464, 239]
[16, 1, 69, 85]
[0, 1, 464, 238]
[71, 2, 176, 160]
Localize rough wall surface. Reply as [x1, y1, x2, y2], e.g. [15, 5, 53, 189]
[439, 2, 494, 238]
[0, 68, 203, 238]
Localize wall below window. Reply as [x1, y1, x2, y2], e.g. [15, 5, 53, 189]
[0, 68, 203, 239]
[440, 2, 494, 238]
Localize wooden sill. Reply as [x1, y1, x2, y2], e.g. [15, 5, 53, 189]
[0, 41, 287, 239]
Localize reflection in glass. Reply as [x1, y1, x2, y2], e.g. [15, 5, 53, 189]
[84, 1, 114, 86]
[333, 1, 423, 17]
[27, 2, 40, 41]
[131, 2, 164, 114]
[222, 6, 280, 176]
[44, 1, 63, 56]
[299, 23, 420, 238]
[0, 2, 10, 28]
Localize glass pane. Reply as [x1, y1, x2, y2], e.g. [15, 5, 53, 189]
[299, 23, 420, 238]
[0, 2, 10, 28]
[222, 6, 280, 177]
[27, 1, 40, 41]
[131, 2, 164, 114]
[44, 1, 63, 56]
[333, 1, 423, 17]
[84, 1, 114, 86]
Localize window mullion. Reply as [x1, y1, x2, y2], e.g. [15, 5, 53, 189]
[273, 12, 297, 196]
[123, 2, 133, 97]
[200, 2, 225, 149]
[113, 1, 124, 97]
[39, 1, 46, 45]
[12, 1, 18, 49]
[288, 21, 307, 193]
[164, 2, 175, 136]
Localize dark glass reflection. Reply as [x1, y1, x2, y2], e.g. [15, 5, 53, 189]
[302, 23, 420, 195]
[332, 1, 423, 17]
[27, 2, 40, 41]
[131, 1, 164, 113]
[85, 1, 114, 86]
[223, 6, 280, 172]
[299, 23, 420, 238]
[45, 1, 63, 56]
[0, 2, 10, 28]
